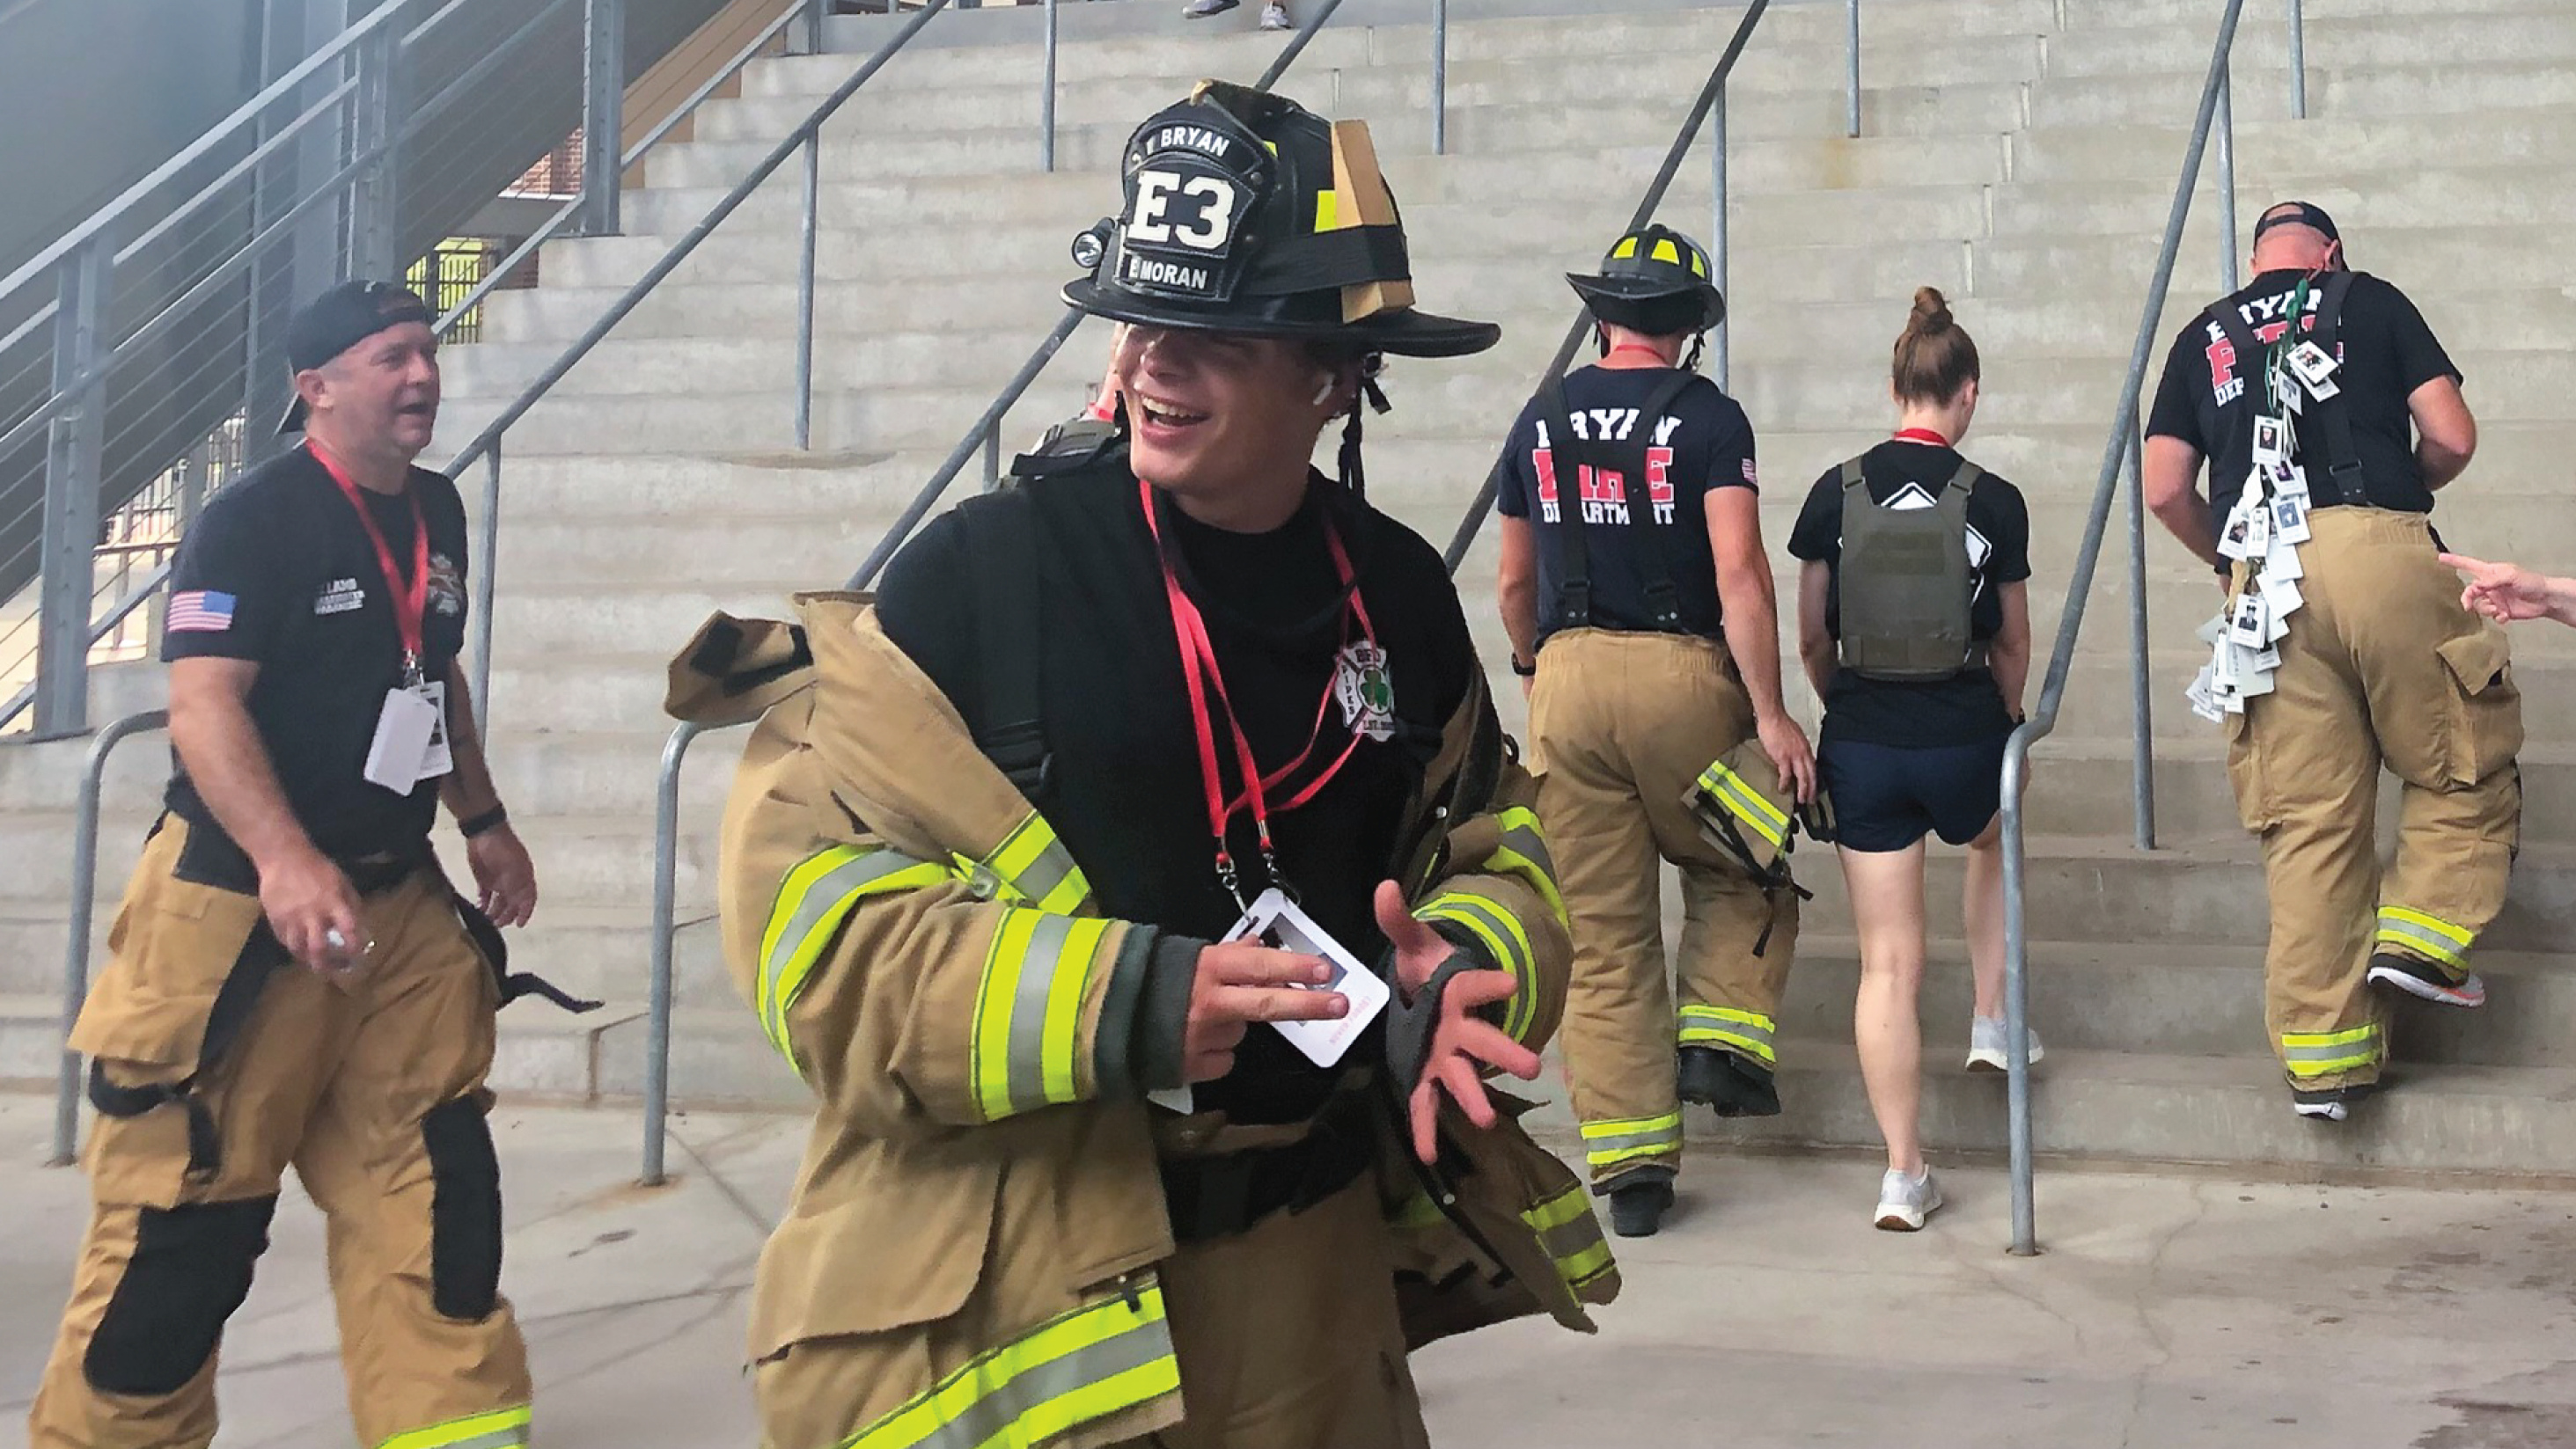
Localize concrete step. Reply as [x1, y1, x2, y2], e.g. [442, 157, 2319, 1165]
[2043, 11, 2576, 81]
[2014, 106, 2576, 185]
[2026, 56, 2576, 130]
[1698, 1041, 2576, 1179]
[1774, 935, 2576, 1071]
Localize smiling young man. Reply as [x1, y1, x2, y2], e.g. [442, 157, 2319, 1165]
[667, 81, 1613, 1449]
[31, 282, 560, 1449]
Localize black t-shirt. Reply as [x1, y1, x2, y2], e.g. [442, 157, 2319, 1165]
[161, 446, 471, 858]
[877, 462, 1477, 1124]
[1787, 440, 2032, 748]
[1494, 364, 1756, 647]
[2146, 268, 2461, 523]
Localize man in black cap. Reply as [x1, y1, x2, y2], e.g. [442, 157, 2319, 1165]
[31, 281, 556, 1449]
[666, 79, 1611, 1449]
[2144, 201, 2512, 1124]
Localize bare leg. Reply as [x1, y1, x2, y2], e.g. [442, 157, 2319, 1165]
[1843, 840, 1931, 1175]
[1962, 813, 2006, 1021]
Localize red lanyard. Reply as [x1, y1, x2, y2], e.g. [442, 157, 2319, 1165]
[1604, 344, 1670, 366]
[310, 443, 430, 682]
[1138, 478, 1378, 904]
[1892, 427, 1950, 447]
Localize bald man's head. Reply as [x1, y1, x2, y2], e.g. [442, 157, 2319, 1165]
[2250, 201, 2344, 275]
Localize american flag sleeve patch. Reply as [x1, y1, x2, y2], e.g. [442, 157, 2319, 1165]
[167, 590, 238, 633]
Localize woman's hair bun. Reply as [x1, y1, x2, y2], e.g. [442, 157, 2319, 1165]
[1907, 285, 1954, 334]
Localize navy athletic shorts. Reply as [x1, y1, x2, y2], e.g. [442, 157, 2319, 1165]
[1817, 735, 2008, 854]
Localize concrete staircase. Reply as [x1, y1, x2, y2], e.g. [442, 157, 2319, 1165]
[9, 0, 2576, 1182]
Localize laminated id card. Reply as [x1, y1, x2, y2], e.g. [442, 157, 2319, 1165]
[363, 686, 443, 793]
[1221, 888, 1391, 1067]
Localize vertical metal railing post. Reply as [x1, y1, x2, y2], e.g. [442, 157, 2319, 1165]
[1844, 0, 1861, 137]
[1431, 0, 1449, 156]
[794, 0, 826, 450]
[349, 23, 403, 280]
[471, 441, 501, 735]
[34, 239, 110, 743]
[2217, 62, 2240, 293]
[2288, 0, 2308, 120]
[1041, 0, 1060, 171]
[982, 426, 1002, 493]
[2125, 409, 2154, 852]
[803, 0, 828, 54]
[642, 719, 703, 1186]
[53, 710, 169, 1166]
[580, 0, 627, 237]
[1710, 82, 1728, 391]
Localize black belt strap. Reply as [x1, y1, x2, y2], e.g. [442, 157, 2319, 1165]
[87, 922, 290, 1183]
[1544, 369, 1702, 632]
[1161, 1091, 1376, 1243]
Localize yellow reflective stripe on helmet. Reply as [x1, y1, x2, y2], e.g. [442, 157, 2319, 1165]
[1677, 1004, 1777, 1065]
[1417, 890, 1538, 1043]
[1522, 1184, 1615, 1291]
[2375, 906, 2474, 969]
[1689, 248, 1709, 278]
[1481, 804, 1568, 928]
[1580, 1110, 1683, 1167]
[760, 845, 949, 1072]
[378, 1405, 531, 1449]
[1649, 238, 1681, 264]
[846, 1283, 1180, 1449]
[979, 811, 1093, 915]
[971, 909, 1117, 1121]
[1696, 761, 1791, 852]
[2281, 1024, 2382, 1079]
[1612, 235, 1640, 260]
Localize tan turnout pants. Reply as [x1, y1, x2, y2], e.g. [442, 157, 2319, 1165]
[30, 817, 532, 1449]
[756, 1176, 1423, 1449]
[1527, 628, 1800, 1186]
[2224, 508, 2522, 1092]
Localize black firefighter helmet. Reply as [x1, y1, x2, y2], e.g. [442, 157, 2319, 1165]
[1063, 81, 1498, 358]
[1567, 223, 1727, 340]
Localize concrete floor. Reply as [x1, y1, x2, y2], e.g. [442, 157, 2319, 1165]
[5, 1095, 2576, 1448]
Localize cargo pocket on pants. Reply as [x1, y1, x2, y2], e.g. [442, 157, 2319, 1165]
[2222, 709, 2280, 831]
[422, 1095, 504, 1321]
[2436, 630, 2523, 787]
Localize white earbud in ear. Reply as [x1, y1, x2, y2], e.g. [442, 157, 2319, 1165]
[1311, 375, 1338, 407]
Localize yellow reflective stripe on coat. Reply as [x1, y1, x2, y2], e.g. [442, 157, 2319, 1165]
[1695, 761, 1791, 852]
[1416, 889, 1538, 1043]
[1580, 1110, 1683, 1168]
[2375, 906, 2476, 969]
[968, 811, 1094, 915]
[845, 1284, 1180, 1449]
[1481, 804, 1568, 928]
[1522, 1183, 1616, 1292]
[760, 845, 949, 1072]
[378, 1405, 531, 1449]
[971, 908, 1117, 1121]
[2281, 1024, 2382, 1079]
[1677, 1004, 1778, 1065]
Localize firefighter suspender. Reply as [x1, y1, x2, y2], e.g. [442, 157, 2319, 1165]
[2206, 271, 2366, 508]
[967, 490, 1053, 797]
[1542, 370, 1703, 632]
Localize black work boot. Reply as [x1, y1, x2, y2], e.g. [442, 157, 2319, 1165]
[1604, 1167, 1677, 1238]
[1677, 1044, 1781, 1118]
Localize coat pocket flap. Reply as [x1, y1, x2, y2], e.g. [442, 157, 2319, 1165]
[746, 1153, 1000, 1360]
[2436, 631, 2513, 695]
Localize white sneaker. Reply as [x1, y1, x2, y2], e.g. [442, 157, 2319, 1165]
[1875, 1167, 1942, 1232]
[1258, 2, 1290, 28]
[1967, 1015, 2044, 1072]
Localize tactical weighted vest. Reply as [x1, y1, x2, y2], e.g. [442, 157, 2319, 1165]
[1834, 456, 1983, 682]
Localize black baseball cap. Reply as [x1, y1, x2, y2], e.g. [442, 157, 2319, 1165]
[2254, 201, 2342, 252]
[276, 280, 437, 435]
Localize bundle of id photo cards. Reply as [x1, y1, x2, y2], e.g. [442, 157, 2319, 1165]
[1221, 888, 1391, 1068]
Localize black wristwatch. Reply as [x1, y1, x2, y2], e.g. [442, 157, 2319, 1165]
[1510, 655, 1538, 677]
[459, 804, 510, 839]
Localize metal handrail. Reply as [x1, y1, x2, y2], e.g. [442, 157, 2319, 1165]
[642, 0, 1362, 1184]
[52, 709, 169, 1165]
[442, 0, 958, 721]
[1998, 0, 2250, 1257]
[0, 0, 415, 308]
[1441, 0, 1773, 574]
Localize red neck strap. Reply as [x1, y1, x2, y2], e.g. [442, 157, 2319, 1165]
[1604, 344, 1672, 366]
[309, 443, 429, 680]
[1892, 426, 1950, 447]
[1137, 477, 1376, 902]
